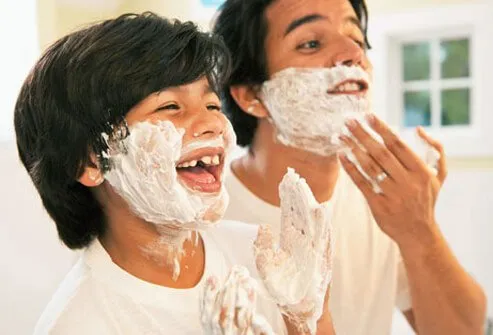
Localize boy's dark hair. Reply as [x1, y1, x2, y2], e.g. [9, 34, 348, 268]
[14, 12, 230, 249]
[213, 0, 371, 146]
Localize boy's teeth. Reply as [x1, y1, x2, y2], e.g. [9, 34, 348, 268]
[178, 154, 222, 168]
[201, 156, 212, 165]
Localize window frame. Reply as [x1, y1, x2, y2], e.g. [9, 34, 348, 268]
[368, 1, 493, 157]
[398, 33, 473, 129]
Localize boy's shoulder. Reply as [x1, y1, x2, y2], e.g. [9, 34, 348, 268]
[33, 258, 109, 335]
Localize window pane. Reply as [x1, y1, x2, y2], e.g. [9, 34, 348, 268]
[440, 38, 470, 79]
[201, 0, 225, 6]
[402, 42, 430, 81]
[441, 88, 470, 126]
[404, 91, 431, 127]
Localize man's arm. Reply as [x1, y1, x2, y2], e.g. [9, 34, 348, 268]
[339, 115, 486, 335]
[399, 225, 486, 335]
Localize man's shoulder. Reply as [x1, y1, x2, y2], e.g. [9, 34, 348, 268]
[33, 259, 106, 335]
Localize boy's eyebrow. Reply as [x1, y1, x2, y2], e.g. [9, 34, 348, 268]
[159, 84, 215, 96]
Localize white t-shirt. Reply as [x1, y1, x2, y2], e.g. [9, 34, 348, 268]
[33, 223, 287, 335]
[224, 166, 412, 335]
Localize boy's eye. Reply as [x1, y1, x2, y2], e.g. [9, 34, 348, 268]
[156, 103, 180, 111]
[207, 104, 221, 111]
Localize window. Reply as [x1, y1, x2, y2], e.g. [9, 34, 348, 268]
[200, 0, 225, 7]
[400, 36, 472, 129]
[194, 0, 226, 30]
[368, 2, 493, 157]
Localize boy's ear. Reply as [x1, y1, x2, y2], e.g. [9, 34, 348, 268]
[78, 167, 104, 187]
[78, 154, 103, 187]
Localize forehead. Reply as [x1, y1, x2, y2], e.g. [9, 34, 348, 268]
[265, 0, 358, 36]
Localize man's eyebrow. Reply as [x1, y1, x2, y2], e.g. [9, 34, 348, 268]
[284, 14, 327, 36]
[284, 14, 364, 37]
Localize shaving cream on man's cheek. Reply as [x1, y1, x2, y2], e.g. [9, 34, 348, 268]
[260, 65, 372, 156]
[103, 120, 233, 229]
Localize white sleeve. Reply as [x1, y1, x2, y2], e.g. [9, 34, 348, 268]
[395, 256, 413, 311]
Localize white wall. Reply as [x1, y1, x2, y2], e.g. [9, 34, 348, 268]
[367, 0, 493, 333]
[0, 142, 77, 335]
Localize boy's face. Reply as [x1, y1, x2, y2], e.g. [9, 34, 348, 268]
[125, 77, 232, 196]
[84, 77, 235, 227]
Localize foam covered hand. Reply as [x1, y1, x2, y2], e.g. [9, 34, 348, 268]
[200, 265, 275, 335]
[254, 168, 333, 334]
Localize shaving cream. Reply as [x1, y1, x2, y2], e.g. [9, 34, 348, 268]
[200, 266, 275, 335]
[254, 168, 333, 334]
[102, 120, 236, 279]
[260, 65, 372, 157]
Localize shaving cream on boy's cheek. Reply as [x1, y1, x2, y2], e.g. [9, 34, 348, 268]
[260, 65, 372, 156]
[101, 120, 235, 279]
[103, 120, 234, 227]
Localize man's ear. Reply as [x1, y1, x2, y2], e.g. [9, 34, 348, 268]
[229, 85, 269, 118]
[78, 166, 104, 187]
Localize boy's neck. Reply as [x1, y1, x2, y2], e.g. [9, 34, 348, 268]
[99, 210, 206, 289]
[232, 120, 340, 207]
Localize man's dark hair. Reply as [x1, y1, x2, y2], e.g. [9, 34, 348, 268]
[14, 12, 230, 249]
[213, 0, 371, 146]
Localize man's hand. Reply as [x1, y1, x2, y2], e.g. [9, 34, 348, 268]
[200, 265, 275, 335]
[338, 114, 447, 250]
[254, 168, 333, 334]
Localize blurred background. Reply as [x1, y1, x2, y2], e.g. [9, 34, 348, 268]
[0, 0, 491, 334]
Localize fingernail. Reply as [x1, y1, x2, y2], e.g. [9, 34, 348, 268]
[339, 134, 348, 142]
[346, 119, 357, 130]
[366, 114, 376, 124]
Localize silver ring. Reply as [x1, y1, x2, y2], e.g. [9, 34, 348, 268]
[375, 172, 388, 183]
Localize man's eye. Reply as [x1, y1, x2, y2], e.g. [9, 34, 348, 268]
[297, 40, 321, 51]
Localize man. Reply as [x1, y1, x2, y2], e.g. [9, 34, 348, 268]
[16, 12, 339, 334]
[213, 0, 487, 334]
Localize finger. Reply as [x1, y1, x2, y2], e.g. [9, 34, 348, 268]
[221, 274, 239, 333]
[417, 127, 448, 183]
[340, 134, 397, 185]
[235, 280, 256, 331]
[339, 151, 384, 202]
[346, 118, 408, 179]
[254, 225, 274, 250]
[365, 114, 425, 171]
[201, 276, 219, 320]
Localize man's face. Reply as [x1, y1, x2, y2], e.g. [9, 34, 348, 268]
[264, 0, 371, 76]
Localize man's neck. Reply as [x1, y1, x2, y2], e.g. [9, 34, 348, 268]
[232, 120, 340, 207]
[98, 198, 205, 289]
